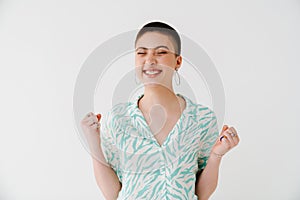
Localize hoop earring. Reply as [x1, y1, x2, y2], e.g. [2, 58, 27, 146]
[174, 69, 180, 86]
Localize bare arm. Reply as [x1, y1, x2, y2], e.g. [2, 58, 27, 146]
[195, 125, 240, 199]
[81, 112, 122, 200]
[195, 153, 221, 200]
[91, 148, 122, 200]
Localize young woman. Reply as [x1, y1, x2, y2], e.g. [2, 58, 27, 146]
[81, 21, 239, 200]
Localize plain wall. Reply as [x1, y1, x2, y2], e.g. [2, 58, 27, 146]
[0, 0, 299, 199]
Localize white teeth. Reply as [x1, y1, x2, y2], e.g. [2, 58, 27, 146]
[144, 70, 161, 75]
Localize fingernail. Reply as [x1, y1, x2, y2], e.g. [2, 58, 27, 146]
[97, 114, 101, 121]
[222, 125, 228, 131]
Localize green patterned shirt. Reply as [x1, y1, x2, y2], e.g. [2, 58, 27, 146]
[100, 93, 219, 200]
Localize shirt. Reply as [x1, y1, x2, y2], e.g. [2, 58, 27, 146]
[100, 93, 219, 200]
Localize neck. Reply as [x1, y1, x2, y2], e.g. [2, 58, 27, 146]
[139, 84, 181, 113]
[144, 84, 175, 100]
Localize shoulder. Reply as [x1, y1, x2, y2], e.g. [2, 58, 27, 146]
[194, 104, 217, 132]
[104, 101, 132, 118]
[197, 104, 217, 122]
[185, 100, 219, 142]
[183, 94, 217, 122]
[101, 102, 133, 130]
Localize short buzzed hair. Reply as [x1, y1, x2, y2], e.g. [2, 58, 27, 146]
[135, 21, 181, 56]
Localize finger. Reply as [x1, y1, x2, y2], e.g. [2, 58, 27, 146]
[232, 133, 240, 146]
[90, 121, 99, 129]
[86, 112, 93, 118]
[219, 125, 229, 141]
[229, 127, 237, 135]
[83, 112, 94, 122]
[219, 130, 232, 141]
[225, 127, 236, 137]
[223, 131, 234, 147]
[91, 120, 99, 126]
[228, 127, 239, 145]
[220, 135, 227, 142]
[222, 125, 229, 132]
[220, 137, 231, 150]
[88, 118, 98, 126]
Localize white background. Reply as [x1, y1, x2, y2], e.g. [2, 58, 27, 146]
[0, 0, 300, 199]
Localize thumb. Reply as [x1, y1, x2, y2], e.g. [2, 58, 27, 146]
[222, 125, 229, 133]
[219, 125, 229, 142]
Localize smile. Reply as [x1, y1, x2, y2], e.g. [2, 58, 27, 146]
[142, 69, 162, 76]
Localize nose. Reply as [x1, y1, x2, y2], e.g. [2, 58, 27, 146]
[145, 52, 156, 66]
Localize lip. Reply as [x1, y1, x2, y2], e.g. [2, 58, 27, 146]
[142, 68, 162, 72]
[142, 69, 162, 77]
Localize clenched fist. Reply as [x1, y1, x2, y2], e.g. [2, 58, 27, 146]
[211, 125, 240, 158]
[81, 112, 101, 135]
[80, 112, 104, 160]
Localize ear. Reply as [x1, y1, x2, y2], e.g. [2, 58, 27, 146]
[175, 55, 182, 69]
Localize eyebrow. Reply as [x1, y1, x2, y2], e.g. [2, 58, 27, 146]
[135, 45, 170, 51]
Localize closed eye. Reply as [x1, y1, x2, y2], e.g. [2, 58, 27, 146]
[157, 51, 167, 54]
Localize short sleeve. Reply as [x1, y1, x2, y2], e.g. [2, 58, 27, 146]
[197, 109, 220, 170]
[100, 111, 123, 182]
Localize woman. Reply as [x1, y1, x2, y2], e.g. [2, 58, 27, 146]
[81, 21, 239, 200]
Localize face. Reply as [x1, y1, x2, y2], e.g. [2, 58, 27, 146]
[135, 31, 182, 87]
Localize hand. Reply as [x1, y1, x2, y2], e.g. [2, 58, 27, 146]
[80, 112, 102, 156]
[81, 112, 101, 136]
[211, 125, 240, 158]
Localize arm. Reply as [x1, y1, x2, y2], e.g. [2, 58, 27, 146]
[81, 112, 122, 200]
[90, 140, 121, 200]
[195, 153, 222, 200]
[195, 125, 239, 200]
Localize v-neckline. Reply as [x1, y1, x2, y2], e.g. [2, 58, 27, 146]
[134, 93, 188, 148]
